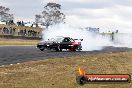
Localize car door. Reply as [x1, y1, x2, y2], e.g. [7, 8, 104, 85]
[60, 38, 71, 49]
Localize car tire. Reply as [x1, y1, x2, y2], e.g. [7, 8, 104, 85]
[40, 49, 44, 51]
[76, 45, 82, 51]
[72, 48, 76, 51]
[55, 44, 62, 52]
[78, 45, 82, 51]
[39, 46, 44, 51]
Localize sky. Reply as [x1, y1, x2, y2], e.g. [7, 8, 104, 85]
[0, 0, 132, 33]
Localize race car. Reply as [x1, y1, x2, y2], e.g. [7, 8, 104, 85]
[37, 36, 83, 51]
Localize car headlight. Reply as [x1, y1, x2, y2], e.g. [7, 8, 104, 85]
[47, 45, 50, 46]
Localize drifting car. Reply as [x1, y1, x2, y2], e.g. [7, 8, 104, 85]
[37, 36, 83, 51]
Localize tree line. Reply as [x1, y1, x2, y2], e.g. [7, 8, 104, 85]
[0, 2, 65, 29]
[0, 6, 14, 23]
[35, 2, 65, 28]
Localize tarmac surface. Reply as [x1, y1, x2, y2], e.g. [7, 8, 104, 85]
[0, 46, 132, 65]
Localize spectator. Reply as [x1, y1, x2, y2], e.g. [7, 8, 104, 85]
[22, 21, 25, 26]
[18, 29, 20, 35]
[31, 24, 33, 27]
[111, 32, 114, 41]
[12, 28, 16, 35]
[9, 27, 12, 34]
[116, 30, 118, 33]
[0, 28, 2, 34]
[0, 26, 41, 38]
[24, 29, 27, 36]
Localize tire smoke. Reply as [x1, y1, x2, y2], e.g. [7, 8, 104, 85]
[113, 34, 132, 48]
[42, 24, 113, 51]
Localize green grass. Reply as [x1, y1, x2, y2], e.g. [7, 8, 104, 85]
[0, 38, 39, 46]
[0, 51, 132, 88]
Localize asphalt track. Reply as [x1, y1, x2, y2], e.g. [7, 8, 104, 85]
[0, 46, 132, 65]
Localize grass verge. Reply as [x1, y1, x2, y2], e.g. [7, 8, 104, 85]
[0, 51, 132, 88]
[0, 38, 39, 46]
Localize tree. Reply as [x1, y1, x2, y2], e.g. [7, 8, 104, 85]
[0, 6, 14, 22]
[35, 14, 42, 24]
[35, 2, 65, 28]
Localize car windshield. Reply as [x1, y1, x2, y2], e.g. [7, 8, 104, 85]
[48, 37, 64, 42]
[55, 37, 64, 42]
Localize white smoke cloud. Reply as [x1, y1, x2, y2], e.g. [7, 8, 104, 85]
[113, 34, 132, 48]
[42, 23, 132, 51]
[42, 24, 113, 51]
[1, 0, 132, 33]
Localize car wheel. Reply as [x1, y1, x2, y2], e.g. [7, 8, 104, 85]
[76, 45, 82, 51]
[40, 49, 44, 51]
[39, 46, 44, 51]
[55, 44, 62, 52]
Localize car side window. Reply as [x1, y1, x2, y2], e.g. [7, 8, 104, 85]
[63, 38, 70, 42]
[70, 38, 75, 42]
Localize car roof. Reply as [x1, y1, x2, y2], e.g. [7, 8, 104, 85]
[56, 36, 71, 38]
